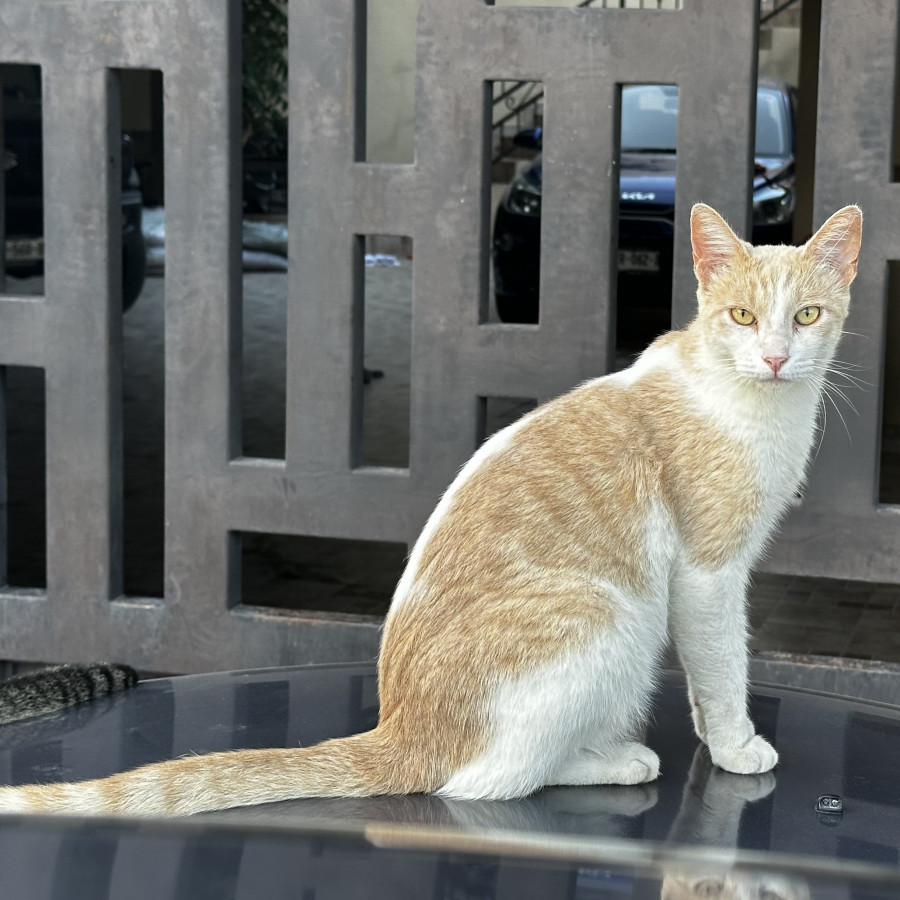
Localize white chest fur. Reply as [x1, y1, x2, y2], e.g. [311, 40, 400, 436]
[688, 364, 823, 557]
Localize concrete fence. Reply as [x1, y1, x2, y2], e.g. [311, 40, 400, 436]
[0, 0, 896, 673]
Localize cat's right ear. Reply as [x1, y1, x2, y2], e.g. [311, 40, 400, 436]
[690, 203, 747, 289]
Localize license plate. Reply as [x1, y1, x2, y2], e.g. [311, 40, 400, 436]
[618, 249, 660, 273]
[4, 237, 44, 263]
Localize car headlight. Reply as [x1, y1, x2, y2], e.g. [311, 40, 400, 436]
[505, 175, 542, 217]
[753, 183, 794, 226]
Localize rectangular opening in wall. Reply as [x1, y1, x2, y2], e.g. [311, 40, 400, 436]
[2, 366, 46, 590]
[788, 0, 816, 240]
[241, 256, 287, 459]
[242, 0, 288, 202]
[880, 262, 900, 504]
[241, 7, 288, 459]
[487, 1, 682, 8]
[361, 0, 417, 163]
[477, 396, 537, 444]
[121, 69, 164, 598]
[894, 25, 900, 183]
[239, 532, 407, 616]
[616, 82, 678, 352]
[1, 64, 44, 297]
[354, 234, 412, 469]
[489, 80, 544, 325]
[752, 83, 797, 243]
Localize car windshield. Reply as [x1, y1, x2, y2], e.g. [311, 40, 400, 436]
[621, 85, 678, 152]
[620, 84, 791, 157]
[755, 87, 791, 156]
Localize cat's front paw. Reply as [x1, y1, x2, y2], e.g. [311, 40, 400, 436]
[709, 735, 778, 775]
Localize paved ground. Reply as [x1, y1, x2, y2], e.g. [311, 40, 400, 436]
[749, 571, 900, 662]
[5, 265, 900, 666]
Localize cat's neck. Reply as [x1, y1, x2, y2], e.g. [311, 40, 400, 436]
[672, 324, 824, 458]
[659, 325, 825, 514]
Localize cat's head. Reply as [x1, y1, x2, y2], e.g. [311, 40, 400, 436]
[689, 203, 862, 386]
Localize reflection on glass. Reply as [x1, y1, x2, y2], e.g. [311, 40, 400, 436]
[661, 872, 810, 900]
[667, 745, 774, 848]
[441, 782, 657, 837]
[661, 745, 809, 900]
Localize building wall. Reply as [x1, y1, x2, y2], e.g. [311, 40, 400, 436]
[366, 0, 417, 163]
[365, 0, 801, 164]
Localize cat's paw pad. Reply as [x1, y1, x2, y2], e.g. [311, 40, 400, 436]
[710, 735, 778, 775]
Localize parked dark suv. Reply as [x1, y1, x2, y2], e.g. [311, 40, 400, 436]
[2, 64, 146, 309]
[493, 78, 797, 333]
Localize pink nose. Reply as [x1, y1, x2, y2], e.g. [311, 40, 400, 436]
[765, 356, 787, 374]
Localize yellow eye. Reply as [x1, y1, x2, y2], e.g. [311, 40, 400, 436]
[730, 308, 756, 326]
[795, 306, 821, 326]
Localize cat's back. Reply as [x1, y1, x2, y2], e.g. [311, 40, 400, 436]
[378, 339, 689, 706]
[392, 330, 759, 613]
[394, 336, 692, 600]
[507, 331, 697, 469]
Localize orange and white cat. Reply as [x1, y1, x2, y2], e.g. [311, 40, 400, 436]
[0, 203, 862, 816]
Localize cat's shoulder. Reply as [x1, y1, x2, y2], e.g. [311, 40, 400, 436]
[593, 330, 687, 394]
[530, 332, 688, 433]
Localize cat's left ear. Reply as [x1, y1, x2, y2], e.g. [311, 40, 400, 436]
[803, 205, 863, 287]
[690, 203, 748, 289]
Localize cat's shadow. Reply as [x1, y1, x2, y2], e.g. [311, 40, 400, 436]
[202, 781, 657, 837]
[204, 747, 805, 899]
[205, 743, 771, 844]
[439, 781, 658, 834]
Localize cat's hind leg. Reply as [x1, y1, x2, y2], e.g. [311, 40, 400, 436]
[435, 583, 668, 801]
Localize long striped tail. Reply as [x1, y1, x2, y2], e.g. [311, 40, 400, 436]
[0, 727, 428, 817]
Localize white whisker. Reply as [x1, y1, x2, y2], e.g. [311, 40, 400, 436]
[819, 382, 855, 442]
[824, 381, 858, 415]
[829, 359, 871, 371]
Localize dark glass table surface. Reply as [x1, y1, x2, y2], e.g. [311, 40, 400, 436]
[1, 663, 899, 899]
